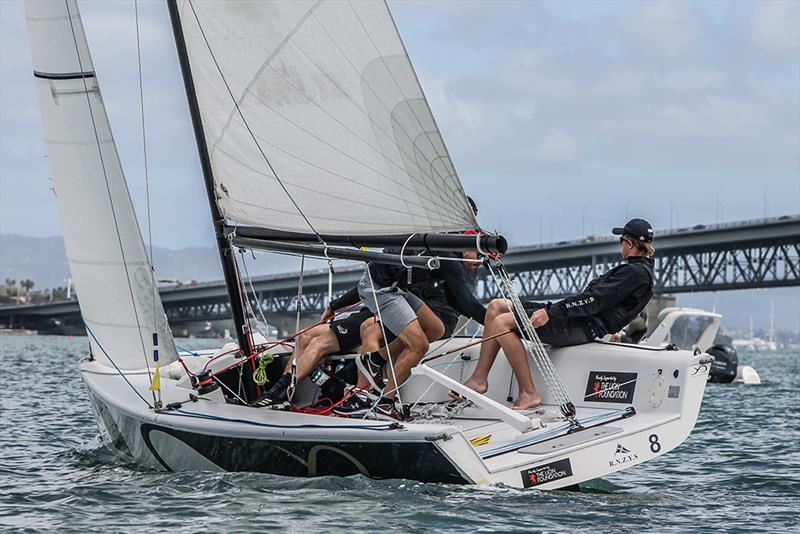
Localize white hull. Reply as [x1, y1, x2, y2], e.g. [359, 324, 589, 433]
[82, 338, 710, 489]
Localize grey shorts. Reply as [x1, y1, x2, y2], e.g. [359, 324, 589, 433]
[358, 271, 424, 337]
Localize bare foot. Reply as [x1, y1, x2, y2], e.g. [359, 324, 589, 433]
[512, 391, 541, 410]
[462, 376, 488, 394]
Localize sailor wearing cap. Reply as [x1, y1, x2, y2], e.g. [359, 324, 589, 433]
[461, 219, 656, 410]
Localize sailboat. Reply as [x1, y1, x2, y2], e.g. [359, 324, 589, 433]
[26, 0, 711, 489]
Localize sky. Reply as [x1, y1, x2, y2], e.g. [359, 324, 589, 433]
[1, 0, 799, 330]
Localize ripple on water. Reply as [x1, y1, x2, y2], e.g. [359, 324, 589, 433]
[1, 335, 798, 533]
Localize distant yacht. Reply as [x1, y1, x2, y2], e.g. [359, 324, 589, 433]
[732, 313, 778, 351]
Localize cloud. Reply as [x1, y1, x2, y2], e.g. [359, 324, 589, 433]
[633, 1, 697, 56]
[533, 132, 577, 161]
[751, 0, 800, 54]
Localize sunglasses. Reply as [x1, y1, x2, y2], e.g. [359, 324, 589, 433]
[619, 237, 632, 246]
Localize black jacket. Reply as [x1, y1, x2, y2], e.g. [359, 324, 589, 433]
[368, 252, 486, 325]
[547, 256, 654, 336]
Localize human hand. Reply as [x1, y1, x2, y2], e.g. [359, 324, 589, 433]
[462, 251, 479, 270]
[320, 306, 335, 322]
[529, 308, 549, 328]
[609, 333, 622, 342]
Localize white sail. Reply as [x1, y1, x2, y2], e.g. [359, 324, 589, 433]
[26, 0, 177, 369]
[176, 0, 476, 237]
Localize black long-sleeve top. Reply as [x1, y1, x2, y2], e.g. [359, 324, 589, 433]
[366, 252, 487, 326]
[547, 255, 654, 336]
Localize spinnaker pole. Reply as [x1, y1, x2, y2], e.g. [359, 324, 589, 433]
[167, 0, 251, 356]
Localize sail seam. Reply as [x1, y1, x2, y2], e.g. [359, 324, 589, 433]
[378, 0, 477, 229]
[45, 138, 113, 146]
[186, 0, 326, 244]
[213, 129, 452, 220]
[348, 1, 466, 224]
[66, 258, 149, 266]
[63, 0, 151, 371]
[262, 7, 458, 220]
[207, 0, 324, 157]
[240, 61, 453, 218]
[214, 145, 431, 218]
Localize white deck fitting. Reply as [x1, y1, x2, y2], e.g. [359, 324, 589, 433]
[412, 364, 540, 432]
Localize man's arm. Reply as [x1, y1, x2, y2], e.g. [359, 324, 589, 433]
[547, 264, 643, 319]
[321, 286, 360, 321]
[439, 260, 486, 325]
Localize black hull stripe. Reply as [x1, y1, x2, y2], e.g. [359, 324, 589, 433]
[140, 423, 469, 484]
[33, 70, 95, 80]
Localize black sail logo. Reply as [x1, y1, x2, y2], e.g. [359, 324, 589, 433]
[521, 458, 573, 488]
[584, 371, 637, 403]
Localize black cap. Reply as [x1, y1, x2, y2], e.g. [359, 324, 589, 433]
[466, 196, 478, 215]
[612, 218, 654, 243]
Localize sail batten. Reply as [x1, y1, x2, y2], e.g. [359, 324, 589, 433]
[176, 0, 476, 236]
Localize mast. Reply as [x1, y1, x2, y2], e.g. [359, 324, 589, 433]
[167, 0, 251, 355]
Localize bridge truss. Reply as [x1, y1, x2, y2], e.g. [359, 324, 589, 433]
[3, 216, 799, 332]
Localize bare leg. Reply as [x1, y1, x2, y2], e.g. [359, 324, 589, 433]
[355, 319, 384, 389]
[495, 311, 541, 409]
[289, 327, 340, 382]
[381, 318, 430, 399]
[357, 306, 443, 391]
[463, 299, 514, 394]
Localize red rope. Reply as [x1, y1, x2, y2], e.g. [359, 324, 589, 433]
[290, 385, 367, 416]
[204, 301, 363, 380]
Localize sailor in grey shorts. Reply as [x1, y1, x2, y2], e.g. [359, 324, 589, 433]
[357, 270, 425, 337]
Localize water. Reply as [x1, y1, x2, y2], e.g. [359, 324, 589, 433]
[1, 335, 798, 533]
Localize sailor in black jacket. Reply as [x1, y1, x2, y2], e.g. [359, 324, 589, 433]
[462, 218, 655, 410]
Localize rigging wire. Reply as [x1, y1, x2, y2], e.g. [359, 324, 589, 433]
[84, 320, 152, 409]
[186, 0, 327, 248]
[485, 259, 576, 419]
[64, 0, 152, 390]
[240, 249, 271, 329]
[365, 267, 402, 409]
[295, 255, 305, 333]
[134, 0, 158, 406]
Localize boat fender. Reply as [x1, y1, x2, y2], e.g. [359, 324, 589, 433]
[706, 344, 738, 384]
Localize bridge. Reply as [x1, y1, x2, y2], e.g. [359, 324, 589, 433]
[2, 215, 798, 334]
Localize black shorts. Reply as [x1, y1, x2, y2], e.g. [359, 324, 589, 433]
[329, 309, 373, 353]
[517, 301, 594, 348]
[330, 308, 397, 353]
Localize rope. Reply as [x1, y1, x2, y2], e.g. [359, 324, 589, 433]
[399, 233, 416, 268]
[365, 267, 402, 410]
[252, 353, 274, 386]
[486, 260, 576, 419]
[84, 320, 152, 409]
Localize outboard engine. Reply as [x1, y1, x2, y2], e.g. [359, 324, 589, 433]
[706, 344, 738, 383]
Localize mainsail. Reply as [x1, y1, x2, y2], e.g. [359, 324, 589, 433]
[26, 0, 177, 369]
[175, 0, 477, 237]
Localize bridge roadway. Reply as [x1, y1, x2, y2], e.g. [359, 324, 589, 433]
[1, 215, 798, 333]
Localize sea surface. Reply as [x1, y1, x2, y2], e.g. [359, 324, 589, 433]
[1, 334, 797, 533]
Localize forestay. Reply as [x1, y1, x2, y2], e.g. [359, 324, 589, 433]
[26, 0, 177, 369]
[175, 0, 476, 236]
